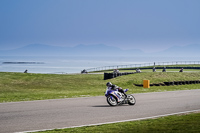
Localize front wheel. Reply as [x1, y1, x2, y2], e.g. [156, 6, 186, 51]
[127, 95, 136, 105]
[107, 95, 118, 106]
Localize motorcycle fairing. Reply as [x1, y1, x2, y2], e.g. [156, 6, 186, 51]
[110, 91, 122, 102]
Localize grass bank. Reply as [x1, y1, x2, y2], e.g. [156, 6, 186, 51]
[0, 72, 104, 102]
[0, 71, 200, 102]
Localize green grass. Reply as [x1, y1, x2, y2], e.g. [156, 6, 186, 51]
[39, 112, 200, 133]
[0, 72, 105, 102]
[1, 71, 200, 102]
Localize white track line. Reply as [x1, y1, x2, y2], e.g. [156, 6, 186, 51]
[16, 109, 200, 133]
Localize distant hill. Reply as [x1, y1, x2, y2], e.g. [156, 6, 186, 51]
[0, 44, 144, 56]
[153, 44, 200, 57]
[0, 44, 200, 57]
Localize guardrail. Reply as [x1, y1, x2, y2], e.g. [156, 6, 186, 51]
[86, 61, 200, 72]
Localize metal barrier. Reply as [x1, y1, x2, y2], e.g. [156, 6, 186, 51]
[86, 61, 200, 72]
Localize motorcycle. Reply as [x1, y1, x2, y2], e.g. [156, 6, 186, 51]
[105, 88, 136, 106]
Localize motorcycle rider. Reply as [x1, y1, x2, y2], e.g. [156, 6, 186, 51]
[106, 82, 127, 100]
[162, 67, 166, 72]
[153, 67, 156, 72]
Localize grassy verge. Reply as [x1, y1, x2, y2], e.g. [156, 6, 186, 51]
[0, 72, 105, 102]
[1, 71, 200, 102]
[39, 112, 200, 133]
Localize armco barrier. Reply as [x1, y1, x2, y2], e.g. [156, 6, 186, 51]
[104, 72, 135, 80]
[86, 61, 200, 72]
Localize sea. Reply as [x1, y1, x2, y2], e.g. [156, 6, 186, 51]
[0, 56, 199, 74]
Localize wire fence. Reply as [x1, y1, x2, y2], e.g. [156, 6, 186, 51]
[86, 61, 200, 72]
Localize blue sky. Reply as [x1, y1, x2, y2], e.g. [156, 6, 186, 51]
[0, 0, 200, 52]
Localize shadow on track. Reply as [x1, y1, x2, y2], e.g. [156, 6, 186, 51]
[92, 105, 111, 107]
[92, 104, 130, 107]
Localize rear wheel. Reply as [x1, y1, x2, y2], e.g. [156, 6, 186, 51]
[127, 95, 136, 105]
[107, 95, 118, 106]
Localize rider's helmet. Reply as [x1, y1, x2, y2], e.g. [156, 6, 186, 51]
[106, 82, 112, 87]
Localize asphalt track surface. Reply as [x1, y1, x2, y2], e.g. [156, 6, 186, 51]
[1, 89, 200, 133]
